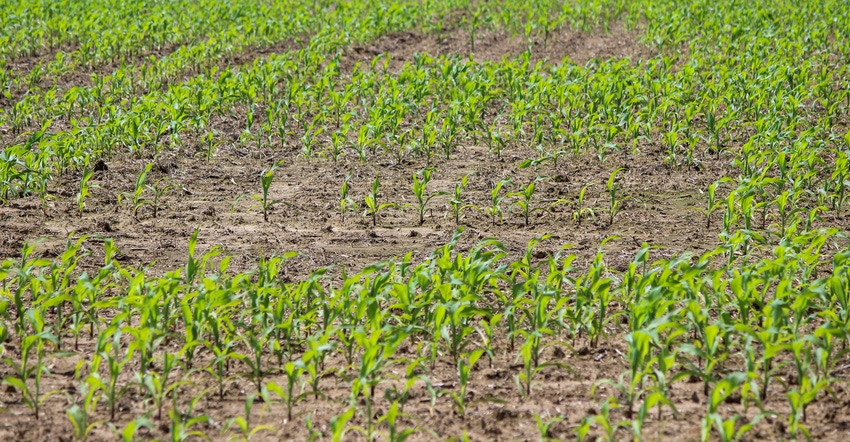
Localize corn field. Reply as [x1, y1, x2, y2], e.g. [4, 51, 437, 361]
[1, 0, 850, 440]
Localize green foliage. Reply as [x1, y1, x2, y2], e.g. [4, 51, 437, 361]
[3, 0, 850, 440]
[481, 178, 512, 225]
[605, 167, 627, 226]
[363, 174, 398, 226]
[410, 168, 446, 226]
[447, 173, 474, 225]
[234, 162, 287, 222]
[339, 172, 359, 223]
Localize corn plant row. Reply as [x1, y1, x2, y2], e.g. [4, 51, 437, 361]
[0, 0, 638, 98]
[0, 0, 365, 85]
[0, 1, 632, 201]
[1, 1, 848, 209]
[0, 0, 318, 65]
[0, 0, 629, 125]
[0, 0, 481, 200]
[3, 37, 850, 254]
[0, 0, 635, 140]
[0, 0, 474, 119]
[0, 225, 847, 440]
[0, 0, 479, 106]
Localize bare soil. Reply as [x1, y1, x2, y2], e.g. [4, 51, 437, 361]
[342, 20, 657, 71]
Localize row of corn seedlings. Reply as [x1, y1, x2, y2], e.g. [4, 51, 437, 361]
[0, 223, 848, 440]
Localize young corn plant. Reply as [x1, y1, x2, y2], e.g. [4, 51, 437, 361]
[576, 399, 628, 442]
[67, 403, 104, 442]
[85, 327, 132, 421]
[76, 168, 99, 213]
[351, 328, 407, 439]
[514, 333, 572, 398]
[2, 310, 59, 421]
[378, 401, 417, 442]
[266, 361, 307, 421]
[223, 394, 276, 441]
[112, 417, 154, 442]
[363, 174, 397, 226]
[235, 162, 287, 222]
[509, 178, 549, 227]
[593, 329, 653, 419]
[447, 173, 474, 225]
[475, 313, 502, 368]
[701, 375, 758, 442]
[139, 177, 173, 218]
[166, 390, 210, 442]
[787, 374, 828, 440]
[451, 350, 483, 418]
[304, 412, 323, 442]
[481, 178, 513, 225]
[232, 324, 276, 394]
[605, 168, 628, 226]
[138, 353, 185, 420]
[464, 5, 486, 52]
[329, 408, 355, 442]
[124, 163, 152, 221]
[410, 168, 445, 226]
[680, 324, 728, 397]
[339, 172, 359, 223]
[697, 178, 732, 229]
[535, 414, 564, 442]
[302, 331, 334, 400]
[573, 184, 595, 226]
[202, 130, 222, 162]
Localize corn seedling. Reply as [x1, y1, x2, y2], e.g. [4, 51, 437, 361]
[138, 177, 173, 218]
[223, 394, 276, 441]
[573, 184, 595, 226]
[509, 178, 548, 227]
[410, 168, 446, 226]
[378, 401, 417, 442]
[124, 163, 152, 221]
[481, 178, 513, 225]
[339, 172, 359, 223]
[67, 402, 104, 442]
[234, 162, 287, 222]
[534, 414, 564, 442]
[266, 361, 307, 421]
[2, 311, 59, 420]
[447, 173, 474, 225]
[451, 350, 483, 418]
[697, 178, 732, 229]
[76, 168, 98, 213]
[363, 174, 397, 226]
[606, 168, 627, 226]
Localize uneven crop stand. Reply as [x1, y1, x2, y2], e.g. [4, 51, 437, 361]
[1, 0, 849, 440]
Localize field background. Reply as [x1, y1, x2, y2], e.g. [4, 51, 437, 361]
[1, 0, 850, 440]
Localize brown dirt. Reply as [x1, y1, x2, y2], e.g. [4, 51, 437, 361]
[341, 21, 658, 72]
[2, 25, 850, 442]
[0, 131, 726, 281]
